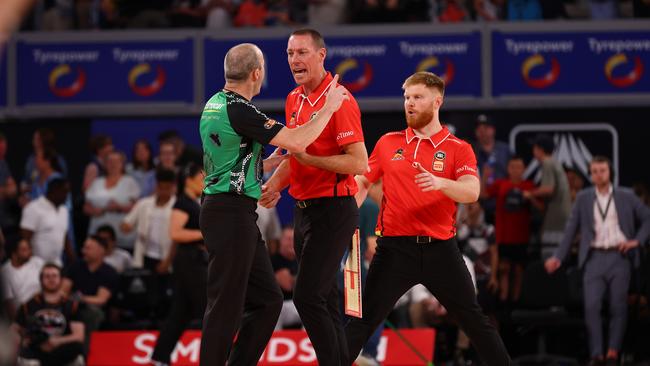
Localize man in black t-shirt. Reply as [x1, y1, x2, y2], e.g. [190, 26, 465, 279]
[13, 263, 84, 366]
[61, 235, 118, 347]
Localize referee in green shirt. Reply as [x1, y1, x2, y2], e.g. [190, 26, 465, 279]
[198, 43, 348, 366]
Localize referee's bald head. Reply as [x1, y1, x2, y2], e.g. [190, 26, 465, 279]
[224, 43, 263, 82]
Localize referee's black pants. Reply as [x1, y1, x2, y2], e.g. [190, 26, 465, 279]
[152, 245, 207, 363]
[199, 194, 283, 366]
[345, 236, 512, 366]
[293, 196, 358, 366]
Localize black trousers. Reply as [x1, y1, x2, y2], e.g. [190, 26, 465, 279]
[152, 245, 208, 363]
[293, 196, 359, 366]
[199, 193, 283, 366]
[345, 236, 512, 366]
[22, 341, 84, 366]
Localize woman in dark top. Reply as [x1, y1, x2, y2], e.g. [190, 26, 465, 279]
[151, 163, 207, 365]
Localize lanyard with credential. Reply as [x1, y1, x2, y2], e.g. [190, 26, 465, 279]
[596, 192, 613, 222]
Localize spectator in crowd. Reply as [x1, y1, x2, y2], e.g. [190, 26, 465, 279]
[121, 169, 177, 272]
[22, 128, 68, 191]
[525, 134, 571, 258]
[233, 0, 268, 27]
[507, 0, 543, 20]
[474, 0, 505, 21]
[456, 202, 493, 303]
[2, 239, 44, 319]
[308, 0, 347, 25]
[634, 0, 650, 17]
[588, 0, 617, 19]
[473, 114, 511, 224]
[126, 139, 156, 198]
[169, 0, 208, 27]
[481, 155, 541, 303]
[26, 149, 63, 203]
[204, 0, 235, 28]
[256, 205, 282, 254]
[32, 0, 74, 31]
[545, 156, 650, 366]
[20, 178, 74, 267]
[84, 150, 140, 251]
[82, 134, 113, 193]
[150, 163, 207, 365]
[62, 235, 119, 347]
[96, 225, 132, 274]
[438, 0, 470, 22]
[272, 226, 301, 330]
[566, 168, 586, 203]
[117, 0, 172, 28]
[266, 0, 293, 26]
[0, 132, 18, 235]
[158, 130, 202, 168]
[541, 0, 568, 19]
[156, 141, 179, 173]
[12, 263, 84, 366]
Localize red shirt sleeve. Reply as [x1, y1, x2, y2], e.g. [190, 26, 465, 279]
[522, 180, 535, 191]
[454, 142, 479, 180]
[332, 94, 364, 147]
[364, 136, 384, 183]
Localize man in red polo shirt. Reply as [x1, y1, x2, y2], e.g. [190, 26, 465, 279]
[344, 71, 511, 366]
[261, 29, 368, 365]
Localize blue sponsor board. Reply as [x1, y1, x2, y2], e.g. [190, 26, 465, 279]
[204, 33, 482, 101]
[204, 38, 295, 101]
[16, 39, 194, 105]
[492, 31, 650, 96]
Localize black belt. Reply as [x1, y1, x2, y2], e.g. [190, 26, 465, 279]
[295, 198, 322, 209]
[592, 247, 619, 252]
[405, 236, 444, 244]
[295, 196, 353, 209]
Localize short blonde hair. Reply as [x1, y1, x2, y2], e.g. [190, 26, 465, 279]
[402, 71, 445, 96]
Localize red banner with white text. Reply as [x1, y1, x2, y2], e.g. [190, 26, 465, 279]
[88, 329, 435, 365]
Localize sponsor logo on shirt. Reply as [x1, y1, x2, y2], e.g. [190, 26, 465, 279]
[391, 148, 405, 161]
[264, 119, 278, 129]
[204, 102, 224, 112]
[434, 151, 446, 160]
[456, 165, 477, 174]
[433, 160, 444, 172]
[289, 112, 296, 127]
[337, 131, 354, 141]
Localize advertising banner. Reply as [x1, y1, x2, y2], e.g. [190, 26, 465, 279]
[16, 39, 194, 105]
[492, 31, 650, 95]
[88, 329, 435, 365]
[204, 32, 481, 101]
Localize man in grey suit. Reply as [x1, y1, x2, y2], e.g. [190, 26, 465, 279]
[545, 156, 650, 366]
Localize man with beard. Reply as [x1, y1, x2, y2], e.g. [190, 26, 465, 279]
[344, 71, 511, 366]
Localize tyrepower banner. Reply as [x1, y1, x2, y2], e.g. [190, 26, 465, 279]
[16, 39, 194, 105]
[204, 33, 481, 101]
[492, 31, 650, 96]
[88, 329, 435, 365]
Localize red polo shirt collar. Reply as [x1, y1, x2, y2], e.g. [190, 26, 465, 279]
[405, 126, 452, 148]
[297, 72, 334, 106]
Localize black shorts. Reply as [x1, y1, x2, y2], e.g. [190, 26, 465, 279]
[498, 244, 528, 265]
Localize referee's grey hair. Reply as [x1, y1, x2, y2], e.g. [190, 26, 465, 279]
[224, 43, 262, 82]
